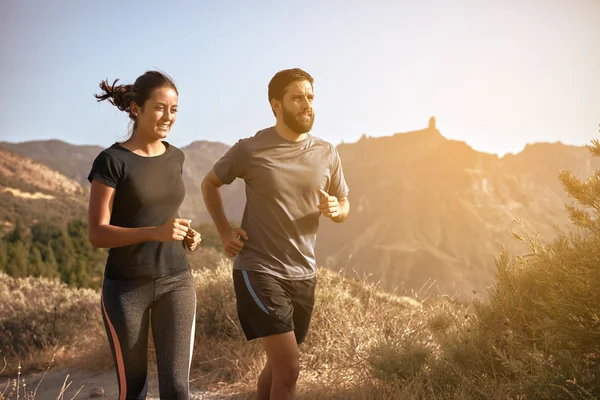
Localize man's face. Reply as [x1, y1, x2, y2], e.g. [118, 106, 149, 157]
[280, 80, 314, 134]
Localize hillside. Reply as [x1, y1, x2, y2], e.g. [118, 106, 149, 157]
[0, 148, 88, 227]
[315, 119, 600, 296]
[1, 139, 245, 223]
[179, 140, 245, 223]
[0, 139, 103, 186]
[3, 121, 596, 296]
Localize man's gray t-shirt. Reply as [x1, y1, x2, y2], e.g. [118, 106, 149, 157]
[213, 126, 349, 280]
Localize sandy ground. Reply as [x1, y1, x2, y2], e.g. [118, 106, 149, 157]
[13, 367, 250, 400]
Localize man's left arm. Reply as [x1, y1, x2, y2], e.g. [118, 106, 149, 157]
[322, 145, 350, 223]
[318, 190, 350, 223]
[332, 196, 349, 223]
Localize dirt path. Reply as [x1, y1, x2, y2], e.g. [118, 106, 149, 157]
[14, 368, 247, 399]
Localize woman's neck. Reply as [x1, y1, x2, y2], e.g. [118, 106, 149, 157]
[122, 133, 166, 156]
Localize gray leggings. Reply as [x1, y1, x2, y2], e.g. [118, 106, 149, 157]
[101, 269, 196, 400]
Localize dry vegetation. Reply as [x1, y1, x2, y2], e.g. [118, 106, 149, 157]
[1, 232, 598, 400]
[0, 275, 109, 372]
[1, 140, 600, 399]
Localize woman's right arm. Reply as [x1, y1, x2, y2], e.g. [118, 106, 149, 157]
[87, 179, 190, 249]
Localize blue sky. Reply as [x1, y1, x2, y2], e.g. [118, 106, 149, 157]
[1, 0, 599, 155]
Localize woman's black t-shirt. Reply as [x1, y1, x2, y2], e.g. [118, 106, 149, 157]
[87, 142, 189, 280]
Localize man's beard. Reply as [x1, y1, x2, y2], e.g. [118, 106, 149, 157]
[282, 106, 314, 134]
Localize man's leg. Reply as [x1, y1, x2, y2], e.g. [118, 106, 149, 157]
[231, 270, 298, 399]
[291, 276, 316, 345]
[256, 276, 315, 399]
[256, 360, 271, 400]
[260, 332, 300, 400]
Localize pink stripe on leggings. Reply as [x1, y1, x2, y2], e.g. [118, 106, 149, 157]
[102, 296, 127, 400]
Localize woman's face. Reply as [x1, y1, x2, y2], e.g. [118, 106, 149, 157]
[133, 86, 178, 140]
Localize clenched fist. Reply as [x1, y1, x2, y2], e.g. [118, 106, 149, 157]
[317, 189, 341, 220]
[184, 227, 202, 251]
[220, 226, 248, 258]
[154, 218, 191, 242]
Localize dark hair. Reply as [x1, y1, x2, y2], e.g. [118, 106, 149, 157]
[94, 70, 178, 133]
[268, 68, 314, 116]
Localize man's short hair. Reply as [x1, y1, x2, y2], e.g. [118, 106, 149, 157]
[268, 68, 314, 108]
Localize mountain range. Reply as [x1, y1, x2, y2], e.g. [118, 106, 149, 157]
[2, 118, 595, 296]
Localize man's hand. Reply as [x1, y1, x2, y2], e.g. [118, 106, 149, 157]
[220, 226, 248, 257]
[318, 189, 341, 219]
[184, 226, 202, 251]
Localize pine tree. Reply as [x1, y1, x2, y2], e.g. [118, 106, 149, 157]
[61, 256, 77, 286]
[31, 220, 62, 246]
[6, 218, 25, 243]
[29, 245, 46, 277]
[74, 257, 92, 288]
[7, 241, 28, 278]
[51, 227, 77, 284]
[558, 137, 600, 236]
[67, 219, 90, 255]
[45, 246, 59, 279]
[0, 240, 7, 273]
[476, 129, 600, 395]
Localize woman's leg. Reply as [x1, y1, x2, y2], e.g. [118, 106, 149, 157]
[101, 277, 153, 400]
[151, 270, 197, 399]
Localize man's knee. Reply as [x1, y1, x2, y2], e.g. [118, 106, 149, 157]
[272, 361, 300, 388]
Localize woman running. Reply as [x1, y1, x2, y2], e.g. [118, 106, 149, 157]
[87, 70, 201, 400]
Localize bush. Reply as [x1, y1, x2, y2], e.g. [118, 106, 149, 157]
[0, 273, 109, 373]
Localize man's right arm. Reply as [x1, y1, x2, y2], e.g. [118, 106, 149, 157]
[201, 169, 232, 235]
[201, 169, 247, 257]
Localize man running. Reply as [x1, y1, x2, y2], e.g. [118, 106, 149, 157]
[201, 68, 349, 400]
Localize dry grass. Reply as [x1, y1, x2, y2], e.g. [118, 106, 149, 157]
[0, 357, 86, 400]
[1, 243, 598, 399]
[0, 274, 110, 374]
[186, 260, 469, 398]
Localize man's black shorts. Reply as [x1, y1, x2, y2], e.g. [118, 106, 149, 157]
[232, 269, 316, 344]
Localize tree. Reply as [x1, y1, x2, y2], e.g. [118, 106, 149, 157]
[6, 241, 28, 278]
[67, 219, 91, 255]
[50, 228, 77, 284]
[1, 217, 104, 287]
[558, 137, 600, 236]
[28, 245, 46, 277]
[31, 220, 62, 246]
[472, 130, 600, 396]
[0, 240, 7, 273]
[44, 246, 59, 278]
[73, 257, 92, 288]
[5, 218, 25, 243]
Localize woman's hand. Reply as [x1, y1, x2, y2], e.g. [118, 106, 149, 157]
[154, 218, 191, 242]
[184, 227, 202, 251]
